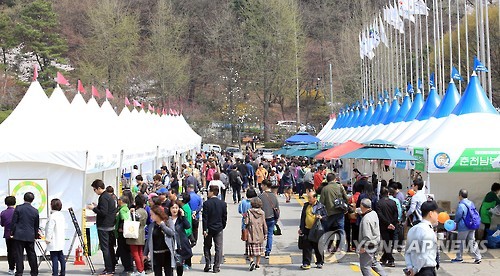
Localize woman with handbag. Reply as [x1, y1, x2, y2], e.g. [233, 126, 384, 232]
[238, 189, 258, 259]
[244, 198, 267, 271]
[143, 205, 176, 276]
[298, 191, 327, 270]
[168, 201, 193, 276]
[126, 195, 148, 275]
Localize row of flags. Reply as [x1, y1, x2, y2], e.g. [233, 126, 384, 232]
[341, 55, 488, 111]
[359, 0, 430, 60]
[32, 65, 182, 116]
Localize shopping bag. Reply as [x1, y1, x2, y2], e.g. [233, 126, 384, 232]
[123, 212, 140, 239]
[308, 219, 325, 243]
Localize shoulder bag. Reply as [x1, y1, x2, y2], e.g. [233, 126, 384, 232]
[123, 211, 140, 239]
[263, 192, 280, 220]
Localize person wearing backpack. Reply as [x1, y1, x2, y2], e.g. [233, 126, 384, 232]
[451, 189, 482, 264]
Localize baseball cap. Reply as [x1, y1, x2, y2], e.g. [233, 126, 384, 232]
[157, 187, 168, 194]
[148, 192, 158, 200]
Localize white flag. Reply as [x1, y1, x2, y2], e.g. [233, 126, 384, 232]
[364, 29, 375, 59]
[384, 4, 404, 34]
[369, 22, 380, 49]
[412, 0, 429, 16]
[378, 15, 389, 47]
[398, 0, 415, 23]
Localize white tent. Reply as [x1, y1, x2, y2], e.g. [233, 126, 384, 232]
[0, 81, 201, 255]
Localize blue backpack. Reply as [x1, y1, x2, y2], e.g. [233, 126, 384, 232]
[460, 202, 481, 230]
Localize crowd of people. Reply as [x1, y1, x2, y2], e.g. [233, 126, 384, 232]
[1, 148, 499, 276]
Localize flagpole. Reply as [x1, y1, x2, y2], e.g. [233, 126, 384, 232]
[403, 19, 408, 93]
[456, 0, 462, 90]
[414, 11, 420, 94]
[465, 1, 470, 85]
[388, 18, 393, 96]
[439, 0, 445, 92]
[478, 0, 487, 89]
[419, 12, 425, 96]
[448, 0, 453, 78]
[425, 5, 431, 93]
[399, 23, 404, 94]
[433, 0, 441, 95]
[484, 0, 492, 102]
[409, 12, 414, 89]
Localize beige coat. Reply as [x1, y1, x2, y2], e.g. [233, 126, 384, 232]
[244, 208, 267, 244]
[126, 208, 148, 245]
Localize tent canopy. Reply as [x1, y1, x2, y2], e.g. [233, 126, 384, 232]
[285, 132, 320, 144]
[341, 146, 417, 160]
[315, 140, 363, 160]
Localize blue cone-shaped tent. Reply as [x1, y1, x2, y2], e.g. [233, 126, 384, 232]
[393, 95, 412, 123]
[452, 73, 498, 115]
[373, 100, 390, 124]
[382, 98, 400, 124]
[432, 81, 461, 118]
[285, 132, 320, 144]
[415, 87, 441, 121]
[403, 92, 424, 121]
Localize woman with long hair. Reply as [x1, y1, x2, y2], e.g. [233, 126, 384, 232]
[167, 201, 193, 276]
[126, 195, 148, 275]
[144, 205, 176, 276]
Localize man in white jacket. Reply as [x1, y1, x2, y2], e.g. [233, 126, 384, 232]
[358, 198, 387, 276]
[45, 199, 66, 276]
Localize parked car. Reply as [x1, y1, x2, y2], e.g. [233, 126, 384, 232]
[261, 149, 274, 160]
[202, 143, 222, 152]
[226, 146, 244, 159]
[276, 120, 297, 131]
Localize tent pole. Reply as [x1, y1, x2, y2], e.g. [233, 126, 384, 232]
[425, 147, 431, 194]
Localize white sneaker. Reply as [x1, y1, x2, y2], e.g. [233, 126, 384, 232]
[8, 270, 14, 275]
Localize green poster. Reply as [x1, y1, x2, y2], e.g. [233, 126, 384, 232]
[413, 147, 425, 171]
[449, 148, 500, 172]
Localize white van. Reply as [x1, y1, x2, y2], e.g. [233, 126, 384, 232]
[277, 120, 297, 130]
[202, 144, 222, 152]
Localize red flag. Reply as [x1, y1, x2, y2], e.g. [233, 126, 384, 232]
[33, 64, 38, 81]
[125, 97, 131, 106]
[77, 80, 86, 94]
[133, 99, 140, 107]
[56, 72, 70, 86]
[140, 102, 144, 109]
[148, 104, 154, 111]
[156, 108, 160, 114]
[169, 108, 174, 115]
[105, 89, 114, 100]
[91, 86, 100, 98]
[162, 108, 166, 115]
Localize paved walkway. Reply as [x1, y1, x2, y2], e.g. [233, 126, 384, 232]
[1, 192, 500, 275]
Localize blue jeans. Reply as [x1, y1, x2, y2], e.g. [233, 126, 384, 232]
[326, 213, 344, 231]
[265, 219, 276, 255]
[50, 250, 65, 276]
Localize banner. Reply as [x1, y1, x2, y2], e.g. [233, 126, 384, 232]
[428, 148, 500, 173]
[9, 179, 48, 219]
[413, 147, 425, 171]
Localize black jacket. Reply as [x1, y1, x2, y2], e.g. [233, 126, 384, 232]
[11, 202, 40, 242]
[376, 196, 398, 229]
[93, 192, 117, 229]
[202, 197, 227, 234]
[228, 170, 241, 186]
[174, 215, 193, 260]
[299, 201, 327, 233]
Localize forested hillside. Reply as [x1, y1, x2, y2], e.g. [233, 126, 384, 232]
[0, 0, 497, 142]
